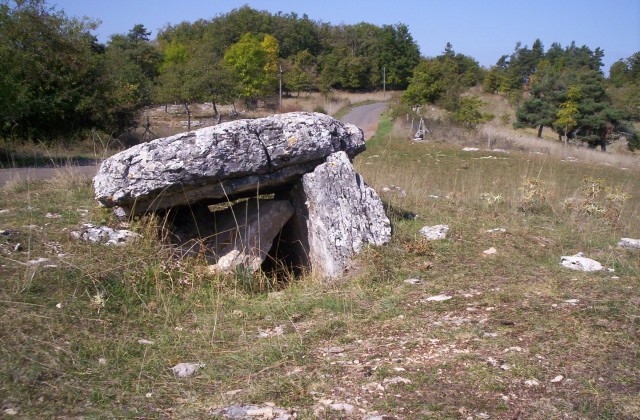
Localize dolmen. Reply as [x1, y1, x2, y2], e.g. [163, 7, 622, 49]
[94, 112, 391, 278]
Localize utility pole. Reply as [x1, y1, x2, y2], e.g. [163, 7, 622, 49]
[279, 63, 283, 109]
[383, 67, 386, 99]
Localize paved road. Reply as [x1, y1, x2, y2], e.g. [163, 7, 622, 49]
[0, 163, 101, 187]
[340, 102, 388, 140]
[0, 103, 388, 187]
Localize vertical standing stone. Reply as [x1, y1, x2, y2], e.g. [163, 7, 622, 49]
[289, 151, 391, 278]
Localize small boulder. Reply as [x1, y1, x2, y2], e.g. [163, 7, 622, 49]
[419, 224, 449, 240]
[560, 252, 603, 272]
[618, 238, 640, 250]
[71, 223, 140, 246]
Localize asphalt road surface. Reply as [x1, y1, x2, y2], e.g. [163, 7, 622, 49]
[340, 102, 388, 140]
[0, 102, 388, 187]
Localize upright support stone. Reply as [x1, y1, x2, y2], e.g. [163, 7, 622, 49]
[289, 151, 391, 278]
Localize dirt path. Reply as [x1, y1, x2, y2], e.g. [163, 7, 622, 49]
[340, 102, 388, 139]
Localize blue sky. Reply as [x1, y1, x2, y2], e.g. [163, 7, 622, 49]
[52, 0, 640, 74]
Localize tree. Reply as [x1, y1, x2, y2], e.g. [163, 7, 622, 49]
[154, 40, 203, 131]
[0, 0, 104, 141]
[450, 96, 494, 128]
[555, 86, 580, 157]
[402, 60, 444, 106]
[223, 33, 280, 107]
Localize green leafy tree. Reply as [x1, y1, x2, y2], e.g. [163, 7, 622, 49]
[0, 0, 103, 141]
[223, 33, 280, 107]
[154, 40, 204, 130]
[450, 96, 494, 128]
[402, 60, 444, 106]
[555, 86, 580, 157]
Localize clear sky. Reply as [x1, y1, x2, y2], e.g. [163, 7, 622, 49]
[52, 0, 640, 74]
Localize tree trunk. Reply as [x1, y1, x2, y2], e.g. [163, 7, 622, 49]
[184, 102, 191, 131]
[600, 136, 607, 152]
[537, 125, 543, 138]
[211, 99, 218, 117]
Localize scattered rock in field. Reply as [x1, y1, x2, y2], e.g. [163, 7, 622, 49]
[224, 389, 243, 397]
[550, 375, 564, 383]
[56, 303, 63, 309]
[13, 243, 23, 252]
[560, 252, 603, 272]
[564, 299, 579, 305]
[618, 238, 640, 250]
[138, 339, 155, 345]
[0, 209, 9, 214]
[27, 257, 50, 266]
[492, 148, 509, 153]
[503, 346, 523, 353]
[45, 212, 61, 219]
[462, 147, 480, 152]
[404, 278, 422, 285]
[383, 376, 412, 385]
[171, 362, 205, 377]
[500, 363, 511, 371]
[213, 404, 294, 419]
[426, 294, 452, 302]
[380, 185, 407, 197]
[326, 346, 345, 354]
[485, 227, 506, 233]
[98, 357, 107, 365]
[524, 379, 540, 387]
[611, 275, 620, 280]
[476, 412, 491, 419]
[257, 326, 284, 338]
[71, 223, 140, 246]
[483, 247, 497, 256]
[329, 403, 355, 413]
[4, 408, 18, 416]
[419, 224, 449, 240]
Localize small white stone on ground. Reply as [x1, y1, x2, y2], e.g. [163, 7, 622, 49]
[564, 299, 579, 305]
[476, 413, 491, 419]
[27, 257, 50, 265]
[462, 147, 480, 151]
[171, 362, 205, 377]
[426, 294, 452, 302]
[326, 346, 345, 354]
[483, 247, 497, 255]
[4, 408, 18, 416]
[486, 227, 506, 233]
[618, 238, 640, 249]
[137, 339, 155, 345]
[404, 278, 422, 285]
[329, 403, 355, 413]
[550, 375, 564, 383]
[383, 376, 412, 385]
[524, 379, 540, 387]
[419, 224, 449, 240]
[560, 252, 603, 272]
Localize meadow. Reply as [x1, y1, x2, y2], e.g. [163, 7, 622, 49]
[0, 102, 639, 418]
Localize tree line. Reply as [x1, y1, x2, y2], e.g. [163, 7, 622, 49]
[0, 0, 420, 142]
[1, 0, 638, 151]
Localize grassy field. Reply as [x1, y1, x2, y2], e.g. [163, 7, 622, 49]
[1, 109, 639, 418]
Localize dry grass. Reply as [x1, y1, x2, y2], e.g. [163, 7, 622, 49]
[0, 109, 639, 418]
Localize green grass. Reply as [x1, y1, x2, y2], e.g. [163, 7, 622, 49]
[0, 113, 639, 418]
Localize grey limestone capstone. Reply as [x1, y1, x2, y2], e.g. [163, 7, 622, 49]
[94, 112, 364, 215]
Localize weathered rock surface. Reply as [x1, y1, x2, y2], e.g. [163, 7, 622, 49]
[618, 238, 640, 250]
[288, 151, 391, 277]
[560, 252, 603, 272]
[205, 199, 294, 273]
[94, 112, 364, 215]
[420, 224, 449, 240]
[70, 223, 140, 246]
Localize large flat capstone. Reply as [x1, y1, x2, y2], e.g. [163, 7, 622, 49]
[94, 112, 364, 215]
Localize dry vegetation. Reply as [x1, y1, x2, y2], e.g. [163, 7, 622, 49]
[1, 102, 639, 418]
